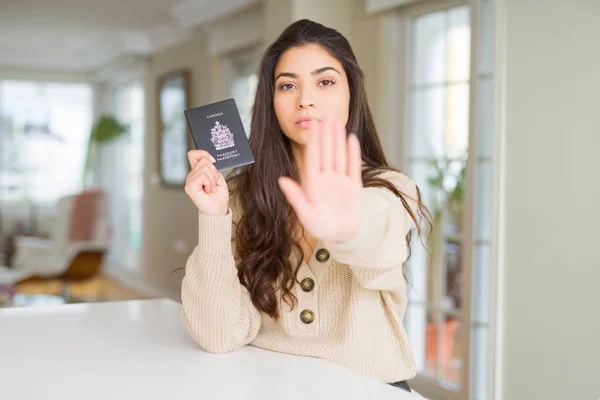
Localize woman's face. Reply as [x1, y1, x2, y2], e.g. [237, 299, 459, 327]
[273, 44, 350, 148]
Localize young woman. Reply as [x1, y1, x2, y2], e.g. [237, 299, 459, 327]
[181, 19, 431, 393]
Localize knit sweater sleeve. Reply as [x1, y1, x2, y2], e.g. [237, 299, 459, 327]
[181, 205, 262, 353]
[322, 171, 420, 291]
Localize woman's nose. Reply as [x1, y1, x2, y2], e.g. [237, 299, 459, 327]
[297, 91, 315, 109]
[299, 100, 314, 109]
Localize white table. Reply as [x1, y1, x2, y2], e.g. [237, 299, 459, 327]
[0, 299, 419, 399]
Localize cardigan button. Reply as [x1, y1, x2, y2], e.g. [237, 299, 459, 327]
[300, 277, 315, 292]
[300, 309, 315, 324]
[315, 248, 330, 263]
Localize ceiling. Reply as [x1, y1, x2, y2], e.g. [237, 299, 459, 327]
[0, 0, 258, 73]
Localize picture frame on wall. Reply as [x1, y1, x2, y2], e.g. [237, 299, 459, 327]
[158, 69, 191, 187]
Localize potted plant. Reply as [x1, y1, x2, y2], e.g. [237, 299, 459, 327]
[82, 115, 127, 186]
[424, 157, 466, 368]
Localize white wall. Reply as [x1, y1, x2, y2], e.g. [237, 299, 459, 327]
[0, 68, 90, 83]
[140, 30, 212, 301]
[500, 0, 600, 399]
[263, 0, 294, 43]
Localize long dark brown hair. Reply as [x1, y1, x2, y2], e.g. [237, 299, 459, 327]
[228, 19, 432, 319]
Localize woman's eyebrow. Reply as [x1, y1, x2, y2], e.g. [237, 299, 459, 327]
[275, 72, 298, 81]
[275, 66, 341, 81]
[311, 66, 341, 76]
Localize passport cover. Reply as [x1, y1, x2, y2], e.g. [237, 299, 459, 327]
[184, 98, 255, 171]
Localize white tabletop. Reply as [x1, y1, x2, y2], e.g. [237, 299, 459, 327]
[0, 299, 419, 400]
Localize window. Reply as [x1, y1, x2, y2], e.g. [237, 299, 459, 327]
[224, 48, 260, 136]
[469, 1, 497, 399]
[405, 4, 471, 389]
[0, 80, 92, 204]
[94, 81, 145, 270]
[114, 83, 145, 269]
[396, 1, 497, 399]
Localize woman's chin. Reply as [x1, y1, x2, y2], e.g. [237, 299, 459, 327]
[285, 129, 309, 147]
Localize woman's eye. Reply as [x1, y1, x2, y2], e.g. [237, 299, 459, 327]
[319, 79, 335, 87]
[280, 83, 296, 90]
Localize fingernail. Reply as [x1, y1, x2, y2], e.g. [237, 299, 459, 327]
[210, 156, 216, 163]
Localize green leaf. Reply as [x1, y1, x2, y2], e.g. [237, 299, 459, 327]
[90, 115, 127, 142]
[82, 115, 128, 187]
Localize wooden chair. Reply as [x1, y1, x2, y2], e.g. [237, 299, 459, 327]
[11, 190, 110, 303]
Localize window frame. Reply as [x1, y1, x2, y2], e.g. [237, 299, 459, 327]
[110, 81, 146, 271]
[382, 0, 498, 399]
[218, 46, 261, 104]
[91, 58, 147, 272]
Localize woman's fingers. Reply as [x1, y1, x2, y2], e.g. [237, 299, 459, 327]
[187, 163, 221, 193]
[187, 149, 216, 168]
[321, 117, 334, 172]
[334, 121, 347, 173]
[198, 174, 211, 193]
[200, 170, 220, 193]
[208, 165, 222, 186]
[188, 162, 216, 183]
[347, 133, 362, 182]
[304, 120, 319, 201]
[304, 117, 361, 182]
[278, 176, 312, 223]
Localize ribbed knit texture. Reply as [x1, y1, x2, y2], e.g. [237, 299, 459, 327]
[181, 171, 419, 383]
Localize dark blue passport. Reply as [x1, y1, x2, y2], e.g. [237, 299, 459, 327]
[184, 98, 255, 171]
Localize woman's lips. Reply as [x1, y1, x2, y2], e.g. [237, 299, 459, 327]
[295, 117, 319, 128]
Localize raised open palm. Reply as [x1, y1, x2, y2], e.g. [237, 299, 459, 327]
[278, 118, 363, 243]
